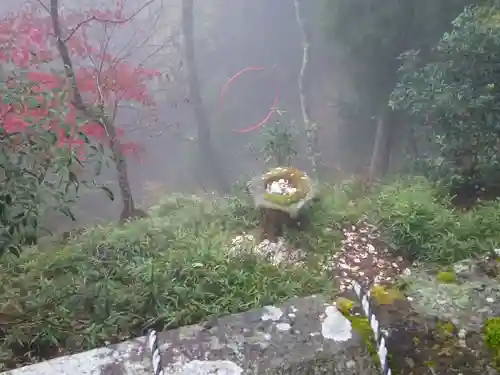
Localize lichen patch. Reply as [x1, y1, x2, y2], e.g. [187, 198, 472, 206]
[321, 305, 353, 341]
[261, 306, 283, 321]
[276, 322, 291, 332]
[166, 360, 243, 375]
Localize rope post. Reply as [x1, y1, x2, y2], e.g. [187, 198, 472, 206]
[146, 284, 392, 375]
[147, 329, 164, 375]
[352, 281, 392, 375]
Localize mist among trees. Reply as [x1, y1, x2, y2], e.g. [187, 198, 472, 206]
[1, 0, 500, 373]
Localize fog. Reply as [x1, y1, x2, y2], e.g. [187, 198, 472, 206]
[0, 0, 463, 233]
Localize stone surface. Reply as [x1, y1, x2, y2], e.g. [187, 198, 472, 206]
[157, 295, 376, 374]
[247, 168, 316, 219]
[374, 257, 500, 375]
[402, 264, 500, 332]
[333, 222, 500, 374]
[0, 337, 150, 375]
[1, 296, 377, 375]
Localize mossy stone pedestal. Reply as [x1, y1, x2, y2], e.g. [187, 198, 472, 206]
[257, 207, 295, 242]
[248, 167, 316, 242]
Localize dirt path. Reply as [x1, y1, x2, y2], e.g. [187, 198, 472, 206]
[329, 221, 410, 291]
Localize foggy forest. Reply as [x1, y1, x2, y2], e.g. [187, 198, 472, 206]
[1, 0, 500, 374]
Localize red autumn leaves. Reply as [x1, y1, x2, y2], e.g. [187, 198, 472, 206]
[0, 2, 159, 159]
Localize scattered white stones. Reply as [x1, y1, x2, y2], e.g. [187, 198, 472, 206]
[458, 328, 467, 347]
[266, 179, 297, 196]
[229, 233, 306, 266]
[331, 223, 408, 291]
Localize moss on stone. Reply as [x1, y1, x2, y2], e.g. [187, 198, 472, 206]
[335, 297, 355, 315]
[436, 271, 456, 284]
[436, 321, 455, 338]
[262, 167, 310, 206]
[485, 317, 500, 348]
[484, 317, 500, 369]
[334, 297, 379, 367]
[371, 285, 404, 305]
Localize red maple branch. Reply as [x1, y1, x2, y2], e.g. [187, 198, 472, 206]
[35, 0, 156, 42]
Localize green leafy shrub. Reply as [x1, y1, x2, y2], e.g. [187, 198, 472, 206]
[304, 176, 500, 263]
[365, 177, 459, 262]
[0, 78, 108, 257]
[364, 177, 500, 263]
[0, 194, 329, 370]
[249, 110, 298, 167]
[391, 2, 500, 200]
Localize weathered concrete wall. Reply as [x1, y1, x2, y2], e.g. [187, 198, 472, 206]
[1, 295, 377, 375]
[0, 337, 150, 375]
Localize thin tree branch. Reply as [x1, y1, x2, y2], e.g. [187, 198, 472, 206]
[37, 0, 156, 42]
[293, 0, 321, 176]
[34, 0, 50, 14]
[49, 0, 144, 218]
[65, 0, 156, 42]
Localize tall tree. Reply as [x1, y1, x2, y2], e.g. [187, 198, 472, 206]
[182, 0, 228, 192]
[48, 0, 153, 221]
[322, 0, 474, 178]
[391, 1, 500, 201]
[294, 0, 322, 177]
[0, 0, 169, 223]
[0, 1, 165, 222]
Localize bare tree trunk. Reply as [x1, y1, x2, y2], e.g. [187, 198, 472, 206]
[369, 108, 395, 180]
[49, 0, 146, 222]
[293, 0, 322, 178]
[182, 0, 229, 193]
[406, 121, 419, 158]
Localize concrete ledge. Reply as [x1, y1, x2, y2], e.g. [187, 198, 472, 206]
[1, 295, 377, 375]
[0, 337, 150, 375]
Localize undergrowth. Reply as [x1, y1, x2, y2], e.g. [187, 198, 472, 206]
[290, 176, 500, 264]
[364, 177, 500, 263]
[0, 194, 329, 370]
[2, 175, 500, 370]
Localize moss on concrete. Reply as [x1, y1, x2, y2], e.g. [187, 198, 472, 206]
[484, 317, 500, 369]
[436, 271, 456, 284]
[262, 167, 310, 206]
[334, 297, 380, 369]
[370, 285, 404, 305]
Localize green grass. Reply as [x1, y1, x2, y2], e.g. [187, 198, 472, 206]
[0, 193, 331, 370]
[3, 175, 500, 370]
[298, 176, 500, 264]
[362, 177, 500, 263]
[285, 175, 500, 264]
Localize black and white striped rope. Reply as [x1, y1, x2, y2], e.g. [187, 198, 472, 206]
[147, 282, 391, 375]
[352, 280, 392, 375]
[147, 329, 164, 375]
